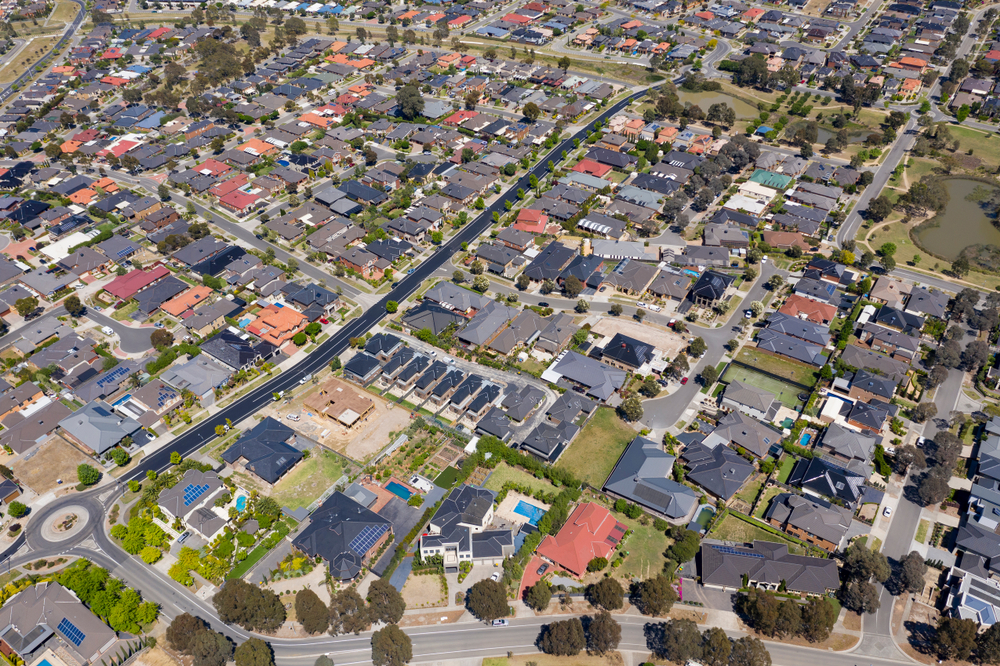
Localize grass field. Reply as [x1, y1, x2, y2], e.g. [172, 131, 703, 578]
[615, 510, 673, 580]
[555, 407, 636, 488]
[948, 126, 1000, 169]
[777, 456, 796, 483]
[736, 479, 762, 506]
[0, 34, 61, 84]
[484, 462, 555, 495]
[734, 348, 818, 388]
[709, 513, 805, 555]
[753, 486, 784, 518]
[269, 450, 343, 510]
[916, 518, 930, 544]
[721, 364, 808, 409]
[47, 0, 81, 25]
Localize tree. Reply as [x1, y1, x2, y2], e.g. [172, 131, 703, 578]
[775, 600, 802, 637]
[7, 501, 25, 518]
[701, 365, 719, 386]
[935, 617, 978, 661]
[516, 274, 529, 290]
[576, 299, 589, 313]
[800, 598, 837, 643]
[635, 576, 677, 616]
[329, 588, 370, 635]
[750, 300, 764, 317]
[702, 627, 732, 666]
[213, 579, 285, 632]
[587, 577, 624, 610]
[296, 589, 329, 634]
[397, 84, 424, 120]
[315, 658, 335, 666]
[466, 579, 508, 621]
[151, 329, 174, 350]
[730, 637, 771, 666]
[926, 365, 949, 389]
[880, 255, 896, 273]
[952, 256, 971, 277]
[766, 275, 785, 291]
[469, 260, 485, 275]
[367, 578, 405, 625]
[453, 270, 465, 284]
[167, 613, 207, 653]
[610, 303, 623, 316]
[964, 339, 990, 372]
[386, 301, 398, 314]
[64, 294, 85, 317]
[640, 376, 660, 398]
[689, 337, 707, 357]
[842, 542, 890, 583]
[618, 395, 643, 422]
[540, 618, 585, 656]
[893, 445, 925, 474]
[896, 551, 927, 594]
[739, 588, 779, 635]
[371, 625, 412, 666]
[472, 276, 489, 292]
[523, 102, 541, 122]
[841, 580, 880, 613]
[979, 622, 1000, 664]
[525, 581, 552, 611]
[666, 529, 701, 563]
[190, 630, 233, 666]
[587, 611, 621, 654]
[564, 275, 583, 298]
[557, 55, 571, 72]
[917, 467, 951, 505]
[14, 296, 37, 318]
[867, 195, 894, 223]
[658, 619, 703, 662]
[77, 464, 99, 486]
[234, 638, 273, 666]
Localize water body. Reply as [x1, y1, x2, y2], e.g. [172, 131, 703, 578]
[675, 90, 759, 119]
[789, 121, 869, 145]
[914, 178, 1000, 261]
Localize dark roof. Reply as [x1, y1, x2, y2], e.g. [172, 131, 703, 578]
[521, 419, 580, 461]
[402, 302, 465, 335]
[682, 442, 755, 499]
[690, 270, 735, 302]
[292, 491, 393, 580]
[852, 368, 896, 400]
[601, 333, 654, 369]
[700, 541, 840, 594]
[200, 331, 263, 370]
[523, 241, 575, 281]
[604, 436, 698, 519]
[221, 416, 301, 484]
[136, 276, 188, 314]
[344, 352, 382, 381]
[788, 456, 869, 505]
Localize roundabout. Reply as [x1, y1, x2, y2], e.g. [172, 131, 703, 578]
[38, 504, 90, 543]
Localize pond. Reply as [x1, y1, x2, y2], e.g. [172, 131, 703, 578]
[913, 178, 1000, 261]
[789, 121, 870, 145]
[675, 90, 759, 120]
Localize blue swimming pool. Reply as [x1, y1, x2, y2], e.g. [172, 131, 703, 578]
[513, 500, 547, 526]
[112, 393, 132, 406]
[386, 481, 412, 500]
[235, 496, 246, 512]
[37, 659, 51, 666]
[238, 317, 251, 328]
[800, 433, 812, 446]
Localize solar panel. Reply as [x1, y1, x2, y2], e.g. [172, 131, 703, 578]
[97, 365, 129, 388]
[349, 524, 388, 554]
[182, 483, 210, 507]
[58, 617, 85, 647]
[634, 484, 673, 509]
[712, 545, 764, 559]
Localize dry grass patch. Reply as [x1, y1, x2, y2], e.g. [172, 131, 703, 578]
[401, 574, 447, 608]
[14, 436, 93, 495]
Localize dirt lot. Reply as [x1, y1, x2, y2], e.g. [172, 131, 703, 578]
[261, 385, 411, 464]
[401, 573, 447, 608]
[134, 647, 182, 666]
[590, 317, 688, 358]
[14, 436, 93, 495]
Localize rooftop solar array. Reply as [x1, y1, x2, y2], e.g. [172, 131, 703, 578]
[183, 483, 210, 507]
[97, 365, 130, 388]
[58, 617, 85, 647]
[349, 523, 389, 555]
[712, 544, 765, 559]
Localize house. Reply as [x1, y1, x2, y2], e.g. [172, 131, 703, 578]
[0, 382, 43, 421]
[419, 485, 514, 570]
[680, 441, 755, 500]
[292, 491, 393, 581]
[704, 410, 783, 458]
[343, 352, 382, 384]
[849, 368, 897, 402]
[700, 541, 840, 594]
[689, 271, 735, 307]
[603, 435, 699, 521]
[601, 333, 654, 371]
[841, 344, 910, 382]
[521, 419, 580, 462]
[457, 300, 518, 349]
[246, 303, 308, 347]
[424, 282, 490, 317]
[160, 356, 232, 406]
[764, 493, 852, 551]
[722, 380, 779, 422]
[789, 456, 877, 507]
[793, 278, 837, 304]
[304, 378, 376, 427]
[0, 401, 72, 454]
[817, 422, 876, 471]
[859, 323, 920, 361]
[536, 313, 578, 354]
[755, 329, 826, 366]
[779, 294, 837, 324]
[221, 417, 303, 486]
[157, 468, 229, 540]
[536, 502, 627, 577]
[873, 305, 924, 335]
[906, 287, 949, 319]
[0, 583, 121, 664]
[541, 350, 626, 401]
[57, 400, 142, 455]
[200, 331, 272, 372]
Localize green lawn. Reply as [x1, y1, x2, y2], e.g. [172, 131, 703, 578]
[434, 466, 459, 489]
[753, 486, 784, 518]
[709, 513, 805, 555]
[736, 480, 762, 506]
[721, 364, 807, 409]
[777, 456, 796, 484]
[269, 450, 344, 510]
[555, 407, 637, 488]
[227, 544, 268, 580]
[111, 301, 138, 321]
[484, 462, 555, 495]
[915, 519, 930, 544]
[616, 512, 674, 580]
[948, 125, 1000, 169]
[735, 348, 818, 388]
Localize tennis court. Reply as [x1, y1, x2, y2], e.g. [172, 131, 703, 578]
[721, 364, 806, 410]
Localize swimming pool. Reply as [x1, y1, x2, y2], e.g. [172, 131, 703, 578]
[238, 317, 251, 328]
[112, 393, 132, 406]
[800, 433, 812, 446]
[37, 659, 51, 666]
[513, 500, 547, 526]
[386, 481, 413, 500]
[235, 496, 247, 512]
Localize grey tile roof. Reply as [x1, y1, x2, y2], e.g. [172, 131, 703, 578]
[521, 419, 580, 461]
[851, 368, 897, 400]
[723, 380, 777, 414]
[458, 300, 518, 346]
[604, 436, 698, 519]
[704, 410, 783, 458]
[292, 491, 393, 580]
[765, 312, 831, 346]
[222, 416, 302, 484]
[763, 492, 852, 546]
[755, 329, 826, 366]
[160, 356, 232, 397]
[840, 345, 910, 382]
[501, 384, 546, 421]
[547, 351, 626, 401]
[700, 541, 840, 594]
[681, 442, 755, 499]
[820, 422, 876, 463]
[58, 400, 142, 455]
[158, 468, 224, 520]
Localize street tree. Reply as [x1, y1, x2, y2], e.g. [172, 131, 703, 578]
[935, 617, 978, 661]
[472, 276, 489, 292]
[234, 638, 273, 666]
[730, 637, 772, 666]
[799, 597, 837, 643]
[658, 619, 703, 663]
[524, 581, 551, 611]
[167, 613, 207, 653]
[896, 551, 928, 594]
[329, 589, 370, 636]
[634, 575, 677, 616]
[618, 395, 643, 422]
[587, 577, 624, 610]
[64, 294, 85, 317]
[466, 580, 508, 621]
[367, 579, 405, 625]
[587, 611, 621, 654]
[701, 627, 731, 666]
[295, 589, 329, 634]
[371, 625, 412, 666]
[190, 630, 233, 666]
[540, 618, 585, 656]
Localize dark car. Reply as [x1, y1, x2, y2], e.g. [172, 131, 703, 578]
[536, 563, 549, 575]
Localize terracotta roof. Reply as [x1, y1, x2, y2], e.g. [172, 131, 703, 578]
[536, 502, 626, 577]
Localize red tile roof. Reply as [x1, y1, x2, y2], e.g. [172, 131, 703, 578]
[778, 294, 837, 324]
[104, 266, 171, 300]
[536, 503, 626, 577]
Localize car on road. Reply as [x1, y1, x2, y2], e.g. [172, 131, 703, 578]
[883, 506, 892, 517]
[637, 301, 647, 308]
[492, 619, 509, 627]
[680, 376, 689, 385]
[299, 374, 312, 385]
[255, 234, 263, 240]
[536, 563, 548, 575]
[407, 268, 414, 274]
[761, 255, 768, 263]
[490, 572, 501, 582]
[538, 302, 549, 307]
[745, 310, 753, 318]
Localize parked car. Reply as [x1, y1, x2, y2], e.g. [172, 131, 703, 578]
[536, 563, 548, 575]
[883, 506, 892, 517]
[101, 326, 115, 336]
[286, 414, 300, 421]
[178, 531, 191, 544]
[490, 572, 501, 582]
[680, 376, 689, 385]
[320, 318, 329, 324]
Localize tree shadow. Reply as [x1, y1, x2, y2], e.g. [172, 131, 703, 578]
[643, 621, 666, 657]
[903, 619, 937, 656]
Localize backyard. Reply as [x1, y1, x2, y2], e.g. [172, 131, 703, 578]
[484, 462, 554, 495]
[734, 349, 818, 388]
[776, 455, 796, 484]
[269, 450, 345, 511]
[721, 364, 807, 409]
[753, 486, 784, 518]
[554, 408, 637, 488]
[709, 513, 806, 555]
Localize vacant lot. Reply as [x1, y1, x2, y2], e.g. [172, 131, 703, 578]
[590, 317, 688, 358]
[47, 1, 81, 26]
[0, 35, 61, 84]
[721, 364, 806, 409]
[735, 348, 818, 388]
[401, 573, 446, 608]
[484, 462, 555, 495]
[709, 513, 805, 555]
[555, 408, 636, 488]
[616, 512, 673, 580]
[15, 436, 93, 495]
[269, 450, 344, 511]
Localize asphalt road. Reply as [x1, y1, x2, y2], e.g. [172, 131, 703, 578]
[0, 0, 84, 103]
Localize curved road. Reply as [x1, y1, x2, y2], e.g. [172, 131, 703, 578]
[0, 0, 84, 103]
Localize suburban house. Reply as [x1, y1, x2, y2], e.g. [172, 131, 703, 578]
[419, 485, 514, 571]
[700, 541, 840, 594]
[157, 468, 230, 540]
[292, 491, 393, 581]
[221, 417, 303, 486]
[763, 493, 852, 551]
[536, 502, 627, 577]
[57, 400, 142, 455]
[603, 435, 699, 521]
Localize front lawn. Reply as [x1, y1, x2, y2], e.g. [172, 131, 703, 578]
[735, 348, 818, 387]
[709, 513, 806, 555]
[269, 450, 344, 510]
[555, 407, 637, 488]
[915, 519, 930, 544]
[613, 508, 674, 580]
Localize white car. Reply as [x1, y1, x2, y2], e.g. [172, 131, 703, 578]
[286, 414, 300, 421]
[761, 256, 768, 263]
[883, 506, 892, 517]
[490, 572, 501, 582]
[101, 326, 115, 336]
[637, 302, 647, 309]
